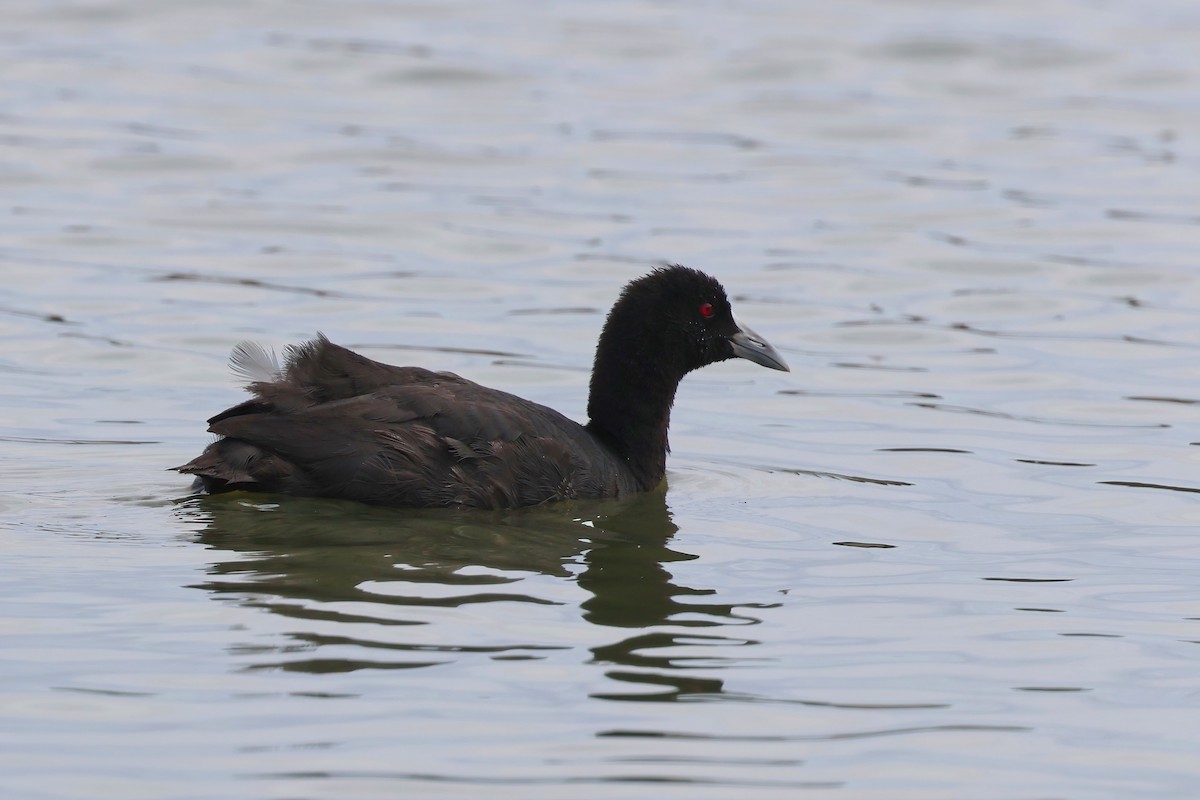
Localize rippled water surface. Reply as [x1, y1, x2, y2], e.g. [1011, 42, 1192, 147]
[4, 1, 1200, 797]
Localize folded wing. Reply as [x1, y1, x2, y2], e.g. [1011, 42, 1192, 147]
[176, 335, 631, 508]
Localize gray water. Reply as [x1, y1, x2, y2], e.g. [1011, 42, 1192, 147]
[3, 0, 1200, 797]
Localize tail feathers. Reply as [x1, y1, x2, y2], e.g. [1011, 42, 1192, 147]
[174, 439, 285, 494]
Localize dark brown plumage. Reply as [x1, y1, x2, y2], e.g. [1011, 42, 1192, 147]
[175, 265, 788, 509]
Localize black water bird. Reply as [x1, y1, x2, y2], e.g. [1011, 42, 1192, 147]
[175, 265, 788, 508]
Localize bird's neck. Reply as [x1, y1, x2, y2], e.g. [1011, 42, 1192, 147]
[585, 337, 685, 491]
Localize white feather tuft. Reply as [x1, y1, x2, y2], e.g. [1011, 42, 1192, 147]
[229, 341, 281, 383]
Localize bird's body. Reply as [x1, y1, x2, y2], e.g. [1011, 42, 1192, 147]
[176, 265, 788, 509]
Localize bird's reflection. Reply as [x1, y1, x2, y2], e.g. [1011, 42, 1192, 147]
[180, 489, 770, 699]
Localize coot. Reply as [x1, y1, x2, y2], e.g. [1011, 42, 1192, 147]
[176, 265, 788, 508]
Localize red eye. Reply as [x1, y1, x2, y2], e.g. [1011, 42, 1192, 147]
[699, 302, 714, 318]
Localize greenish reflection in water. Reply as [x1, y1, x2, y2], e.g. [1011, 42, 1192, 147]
[180, 491, 774, 700]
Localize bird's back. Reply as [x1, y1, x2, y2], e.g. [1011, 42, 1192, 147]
[175, 335, 638, 508]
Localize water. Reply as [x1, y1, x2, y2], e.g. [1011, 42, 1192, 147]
[3, 0, 1200, 797]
